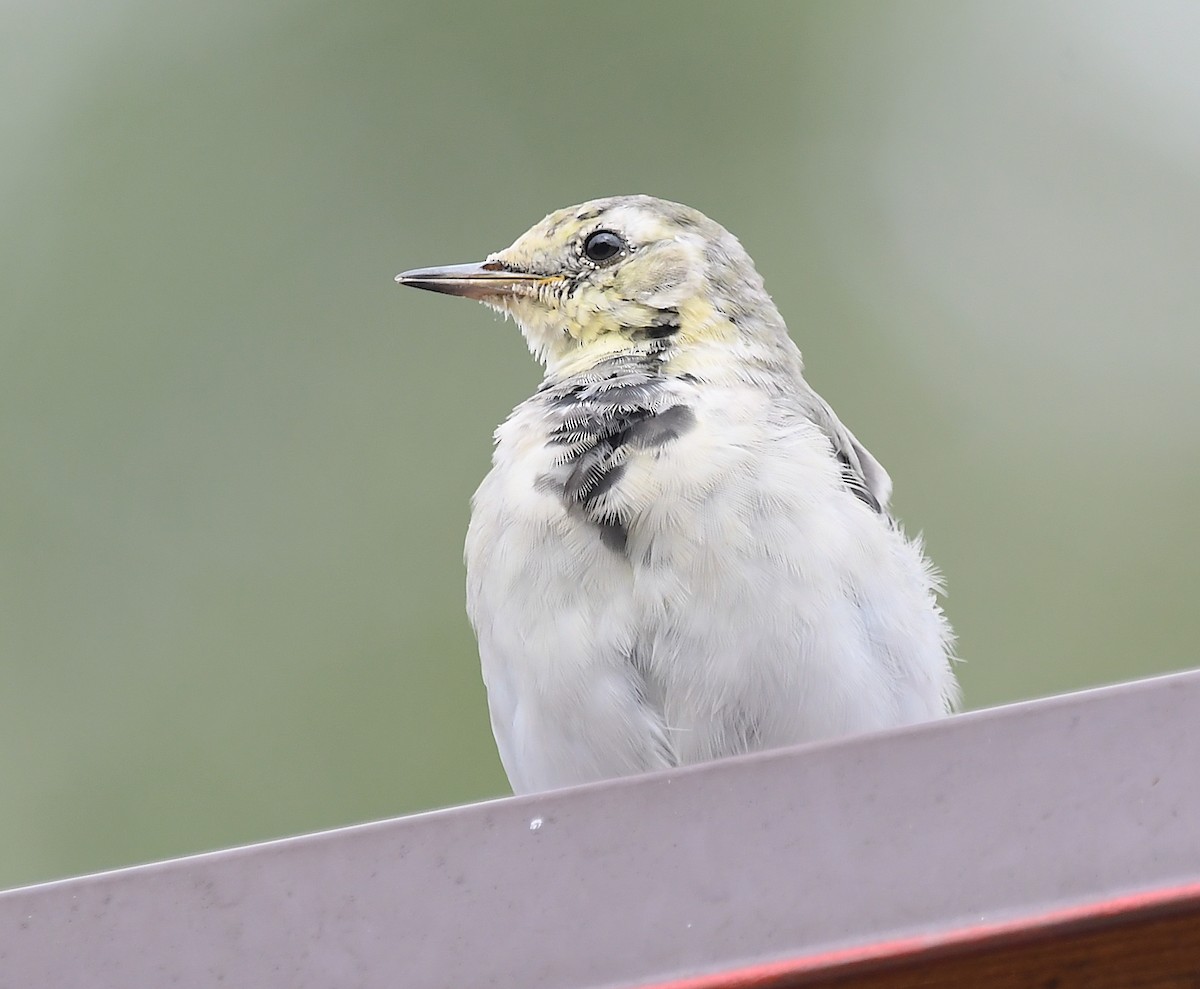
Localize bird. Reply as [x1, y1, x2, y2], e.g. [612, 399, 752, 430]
[396, 195, 957, 794]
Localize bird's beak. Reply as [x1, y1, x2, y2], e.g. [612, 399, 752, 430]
[394, 261, 547, 301]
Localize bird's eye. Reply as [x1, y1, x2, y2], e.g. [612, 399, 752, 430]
[582, 230, 626, 265]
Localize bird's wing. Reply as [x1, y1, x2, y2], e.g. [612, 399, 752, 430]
[798, 382, 893, 514]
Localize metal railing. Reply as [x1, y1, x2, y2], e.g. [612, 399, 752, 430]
[3, 669, 1198, 988]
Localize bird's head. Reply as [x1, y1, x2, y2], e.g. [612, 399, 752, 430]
[396, 196, 791, 377]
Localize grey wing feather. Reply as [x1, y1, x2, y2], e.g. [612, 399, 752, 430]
[798, 382, 893, 514]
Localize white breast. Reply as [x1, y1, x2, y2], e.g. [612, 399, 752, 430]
[465, 376, 956, 794]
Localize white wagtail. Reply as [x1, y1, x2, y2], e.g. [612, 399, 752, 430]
[397, 195, 958, 793]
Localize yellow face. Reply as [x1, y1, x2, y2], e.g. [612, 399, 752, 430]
[397, 195, 780, 376]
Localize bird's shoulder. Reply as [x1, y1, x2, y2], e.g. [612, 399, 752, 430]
[787, 379, 893, 514]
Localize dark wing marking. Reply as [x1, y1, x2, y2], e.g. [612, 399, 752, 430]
[796, 381, 892, 515]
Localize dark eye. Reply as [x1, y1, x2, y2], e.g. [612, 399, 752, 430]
[582, 230, 626, 265]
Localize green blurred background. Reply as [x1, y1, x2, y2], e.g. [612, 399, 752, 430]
[3, 1, 1198, 890]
